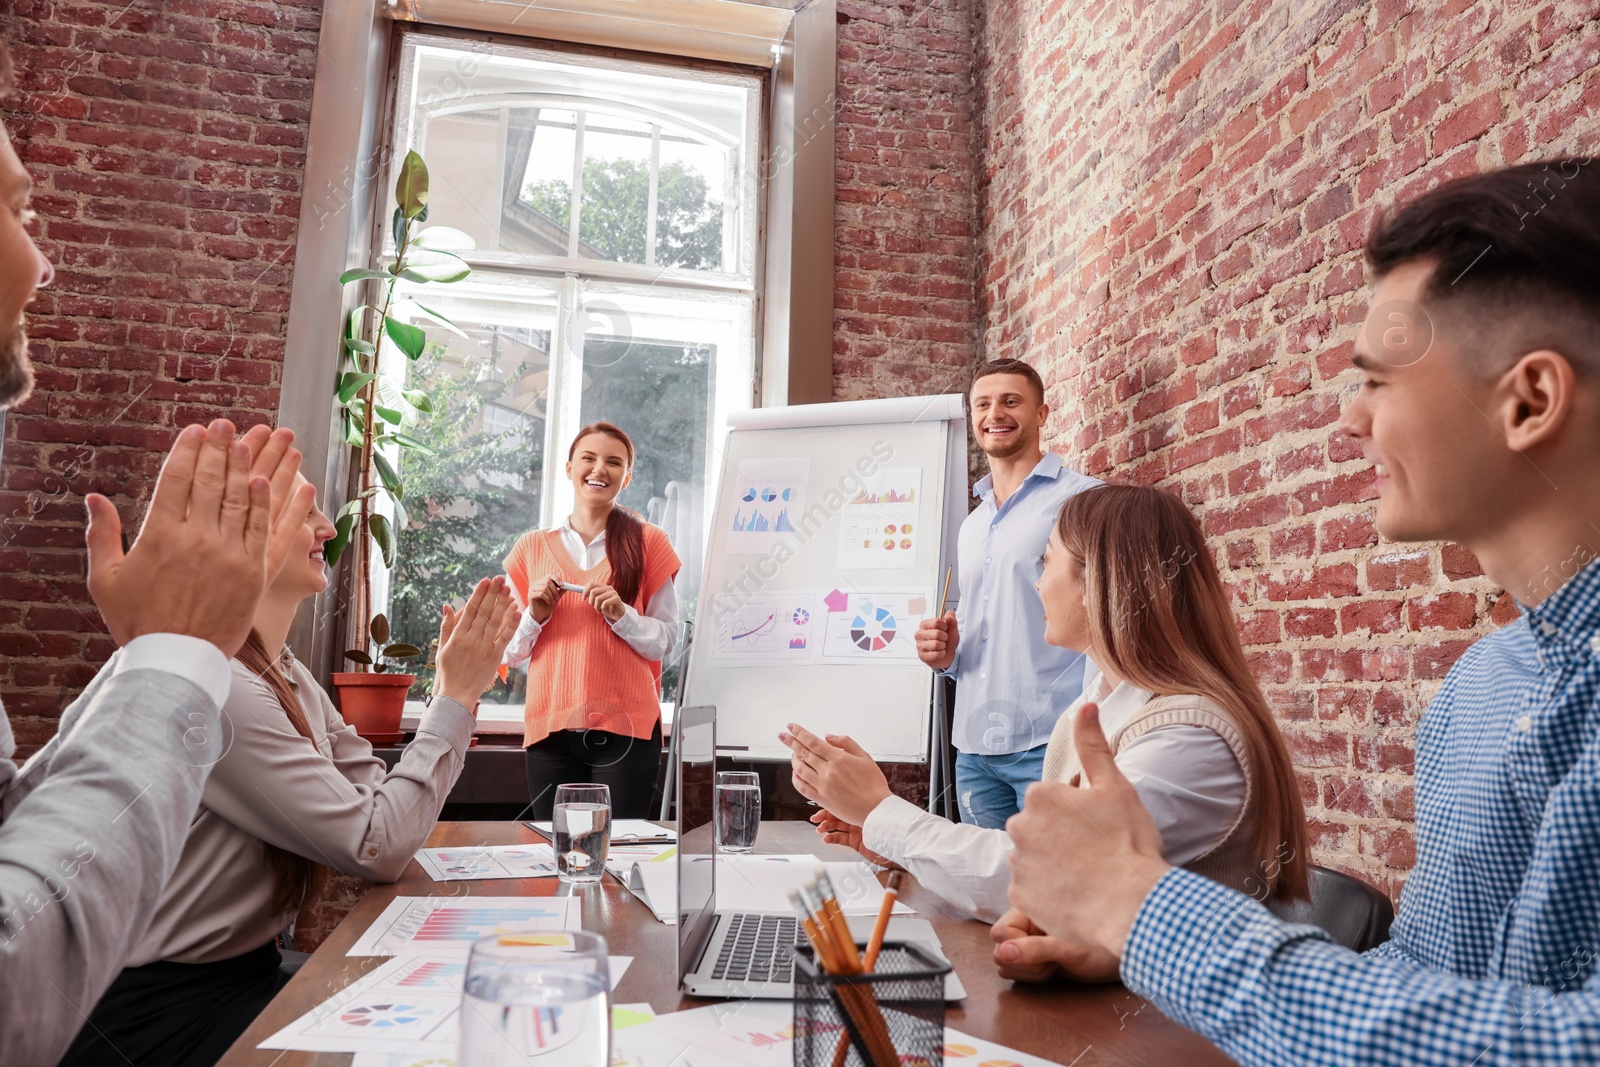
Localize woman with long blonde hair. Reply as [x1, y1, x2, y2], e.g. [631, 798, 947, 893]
[783, 483, 1308, 979]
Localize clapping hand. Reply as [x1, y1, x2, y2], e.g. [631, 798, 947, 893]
[85, 420, 298, 658]
[1005, 703, 1172, 972]
[808, 808, 900, 869]
[779, 724, 893, 826]
[433, 576, 521, 710]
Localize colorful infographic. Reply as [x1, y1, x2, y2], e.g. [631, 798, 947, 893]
[819, 589, 931, 663]
[838, 468, 922, 569]
[724, 457, 809, 554]
[414, 844, 559, 881]
[707, 592, 822, 666]
[347, 896, 579, 956]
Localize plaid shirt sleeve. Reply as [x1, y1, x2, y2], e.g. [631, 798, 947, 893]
[1122, 869, 1600, 1066]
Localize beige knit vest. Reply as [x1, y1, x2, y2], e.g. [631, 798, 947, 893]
[1041, 692, 1267, 896]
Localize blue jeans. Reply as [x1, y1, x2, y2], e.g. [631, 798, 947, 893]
[953, 745, 1049, 829]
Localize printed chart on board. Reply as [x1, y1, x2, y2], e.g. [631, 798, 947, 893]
[837, 467, 923, 569]
[723, 457, 808, 554]
[347, 897, 579, 956]
[706, 589, 931, 666]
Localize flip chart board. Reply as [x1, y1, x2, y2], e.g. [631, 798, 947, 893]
[684, 395, 966, 761]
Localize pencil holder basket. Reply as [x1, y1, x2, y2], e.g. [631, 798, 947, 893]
[791, 942, 950, 1067]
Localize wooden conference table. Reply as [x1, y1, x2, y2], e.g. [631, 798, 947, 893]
[220, 821, 1236, 1066]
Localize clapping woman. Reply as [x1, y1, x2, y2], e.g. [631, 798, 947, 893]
[502, 421, 682, 819]
[60, 474, 520, 1067]
[782, 484, 1310, 980]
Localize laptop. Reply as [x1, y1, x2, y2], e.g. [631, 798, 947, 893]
[674, 705, 964, 1000]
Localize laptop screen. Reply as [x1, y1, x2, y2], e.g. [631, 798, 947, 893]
[676, 705, 717, 985]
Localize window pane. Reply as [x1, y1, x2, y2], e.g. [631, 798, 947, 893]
[400, 38, 757, 278]
[384, 277, 560, 708]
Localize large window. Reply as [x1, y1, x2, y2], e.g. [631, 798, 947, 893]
[373, 35, 761, 723]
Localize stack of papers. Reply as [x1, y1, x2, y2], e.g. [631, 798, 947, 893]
[257, 951, 638, 1060]
[414, 843, 559, 881]
[525, 818, 675, 843]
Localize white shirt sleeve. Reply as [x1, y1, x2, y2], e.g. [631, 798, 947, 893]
[861, 794, 1016, 923]
[859, 723, 1247, 922]
[500, 577, 680, 667]
[112, 633, 232, 709]
[608, 578, 679, 661]
[1117, 723, 1247, 865]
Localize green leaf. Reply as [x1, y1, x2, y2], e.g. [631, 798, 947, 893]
[391, 206, 405, 248]
[342, 336, 375, 357]
[372, 449, 403, 499]
[384, 316, 426, 360]
[343, 648, 373, 666]
[390, 431, 438, 456]
[336, 498, 363, 520]
[397, 248, 471, 284]
[374, 403, 404, 426]
[383, 643, 423, 658]
[374, 663, 390, 673]
[395, 300, 467, 339]
[395, 149, 429, 220]
[371, 613, 391, 645]
[339, 267, 390, 285]
[337, 372, 376, 405]
[325, 513, 356, 568]
[343, 411, 365, 448]
[369, 513, 396, 569]
[401, 388, 434, 414]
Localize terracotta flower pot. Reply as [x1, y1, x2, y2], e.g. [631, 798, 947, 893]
[332, 672, 415, 745]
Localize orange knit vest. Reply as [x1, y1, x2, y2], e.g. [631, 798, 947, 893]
[503, 522, 681, 747]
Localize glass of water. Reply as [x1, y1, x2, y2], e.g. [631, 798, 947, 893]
[553, 784, 610, 884]
[715, 770, 760, 853]
[459, 930, 610, 1067]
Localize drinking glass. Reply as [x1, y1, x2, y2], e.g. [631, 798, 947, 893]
[553, 783, 611, 884]
[459, 930, 611, 1067]
[714, 770, 760, 853]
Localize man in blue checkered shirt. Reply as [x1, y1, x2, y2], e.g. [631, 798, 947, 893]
[1000, 158, 1600, 1064]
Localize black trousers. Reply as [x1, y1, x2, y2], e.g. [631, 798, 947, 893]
[524, 720, 662, 819]
[60, 940, 287, 1067]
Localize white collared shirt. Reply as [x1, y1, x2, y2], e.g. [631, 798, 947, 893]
[861, 668, 1246, 922]
[502, 518, 679, 666]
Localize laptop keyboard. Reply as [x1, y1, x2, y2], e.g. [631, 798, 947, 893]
[710, 913, 802, 985]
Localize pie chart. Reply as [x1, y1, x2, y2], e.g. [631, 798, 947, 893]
[850, 603, 897, 651]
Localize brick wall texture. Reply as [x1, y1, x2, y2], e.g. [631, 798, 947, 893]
[976, 0, 1598, 899]
[2, 0, 1596, 927]
[0, 1, 321, 749]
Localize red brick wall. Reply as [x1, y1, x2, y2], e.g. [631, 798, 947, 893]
[977, 0, 1597, 898]
[0, 2, 321, 750]
[833, 0, 982, 402]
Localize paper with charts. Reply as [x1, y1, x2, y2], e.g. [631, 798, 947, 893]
[612, 1000, 1069, 1067]
[347, 896, 579, 956]
[414, 843, 560, 881]
[724, 457, 808, 554]
[819, 589, 931, 663]
[260, 950, 639, 1057]
[837, 467, 922, 569]
[707, 591, 823, 666]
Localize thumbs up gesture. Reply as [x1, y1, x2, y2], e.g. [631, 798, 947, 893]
[1004, 702, 1173, 971]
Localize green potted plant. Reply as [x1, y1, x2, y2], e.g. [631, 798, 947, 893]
[326, 149, 470, 741]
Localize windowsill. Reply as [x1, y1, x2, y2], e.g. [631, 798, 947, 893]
[402, 700, 676, 737]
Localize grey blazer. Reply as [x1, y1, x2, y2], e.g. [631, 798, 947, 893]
[0, 654, 221, 1067]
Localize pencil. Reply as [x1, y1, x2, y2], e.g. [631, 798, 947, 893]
[938, 565, 954, 616]
[862, 871, 904, 971]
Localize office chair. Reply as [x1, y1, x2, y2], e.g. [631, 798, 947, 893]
[1267, 865, 1395, 954]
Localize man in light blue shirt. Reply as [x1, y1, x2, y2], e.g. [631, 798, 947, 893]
[916, 359, 1100, 828]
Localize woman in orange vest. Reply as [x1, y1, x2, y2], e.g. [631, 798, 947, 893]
[502, 421, 682, 818]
